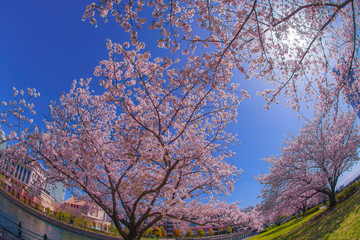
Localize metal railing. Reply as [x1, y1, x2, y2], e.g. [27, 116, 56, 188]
[229, 231, 258, 240]
[182, 231, 258, 240]
[0, 209, 50, 240]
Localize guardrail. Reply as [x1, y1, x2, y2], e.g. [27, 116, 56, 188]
[180, 231, 258, 240]
[230, 231, 257, 240]
[0, 209, 50, 240]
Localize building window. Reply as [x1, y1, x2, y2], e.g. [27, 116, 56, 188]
[21, 169, 27, 182]
[18, 166, 23, 180]
[25, 170, 31, 184]
[14, 165, 20, 178]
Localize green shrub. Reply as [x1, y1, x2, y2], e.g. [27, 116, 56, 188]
[55, 211, 61, 220]
[337, 181, 360, 202]
[186, 229, 193, 237]
[153, 226, 162, 237]
[275, 215, 288, 226]
[63, 212, 71, 223]
[45, 207, 51, 215]
[198, 228, 204, 236]
[108, 224, 117, 234]
[260, 224, 278, 233]
[142, 227, 153, 237]
[303, 206, 320, 216]
[173, 229, 182, 238]
[160, 226, 167, 237]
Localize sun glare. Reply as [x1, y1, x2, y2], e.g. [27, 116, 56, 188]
[284, 27, 307, 50]
[265, 26, 308, 61]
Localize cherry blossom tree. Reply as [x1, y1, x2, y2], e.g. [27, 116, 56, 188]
[0, 36, 258, 239]
[83, 0, 360, 114]
[258, 110, 360, 221]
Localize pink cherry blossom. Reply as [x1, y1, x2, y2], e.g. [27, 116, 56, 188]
[1, 41, 253, 240]
[258, 110, 360, 221]
[83, 0, 360, 115]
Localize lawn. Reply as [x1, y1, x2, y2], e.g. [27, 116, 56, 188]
[251, 191, 360, 240]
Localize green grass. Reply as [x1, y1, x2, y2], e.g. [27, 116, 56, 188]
[251, 191, 360, 240]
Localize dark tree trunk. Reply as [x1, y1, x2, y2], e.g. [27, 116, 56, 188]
[112, 214, 163, 240]
[328, 192, 337, 208]
[299, 202, 307, 216]
[125, 230, 142, 240]
[112, 218, 142, 240]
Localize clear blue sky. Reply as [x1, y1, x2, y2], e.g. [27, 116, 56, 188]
[0, 1, 359, 209]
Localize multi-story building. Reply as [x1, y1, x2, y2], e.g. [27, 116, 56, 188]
[44, 181, 66, 203]
[0, 127, 65, 211]
[62, 197, 110, 231]
[0, 128, 111, 230]
[0, 127, 6, 151]
[0, 155, 65, 211]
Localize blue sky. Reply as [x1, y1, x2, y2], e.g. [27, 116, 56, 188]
[0, 1, 359, 209]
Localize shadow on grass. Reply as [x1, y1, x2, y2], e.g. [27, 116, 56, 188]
[277, 191, 360, 240]
[255, 212, 322, 240]
[258, 223, 295, 239]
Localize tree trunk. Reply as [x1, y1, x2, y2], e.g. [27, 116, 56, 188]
[328, 192, 336, 208]
[112, 219, 142, 240]
[125, 231, 142, 240]
[299, 203, 307, 216]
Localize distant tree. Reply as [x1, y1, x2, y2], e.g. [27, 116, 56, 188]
[227, 226, 232, 233]
[63, 212, 71, 223]
[186, 229, 193, 238]
[173, 229, 182, 238]
[83, 219, 88, 228]
[56, 211, 64, 221]
[258, 111, 360, 221]
[209, 228, 214, 236]
[45, 207, 51, 215]
[142, 228, 153, 237]
[153, 226, 162, 238]
[197, 229, 204, 237]
[109, 224, 118, 234]
[74, 216, 84, 227]
[160, 226, 167, 238]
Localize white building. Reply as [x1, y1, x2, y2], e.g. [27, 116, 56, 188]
[44, 181, 66, 203]
[0, 127, 6, 151]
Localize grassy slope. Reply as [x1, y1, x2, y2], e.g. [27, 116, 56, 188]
[251, 191, 360, 240]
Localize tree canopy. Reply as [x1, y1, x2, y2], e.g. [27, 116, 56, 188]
[258, 110, 360, 222]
